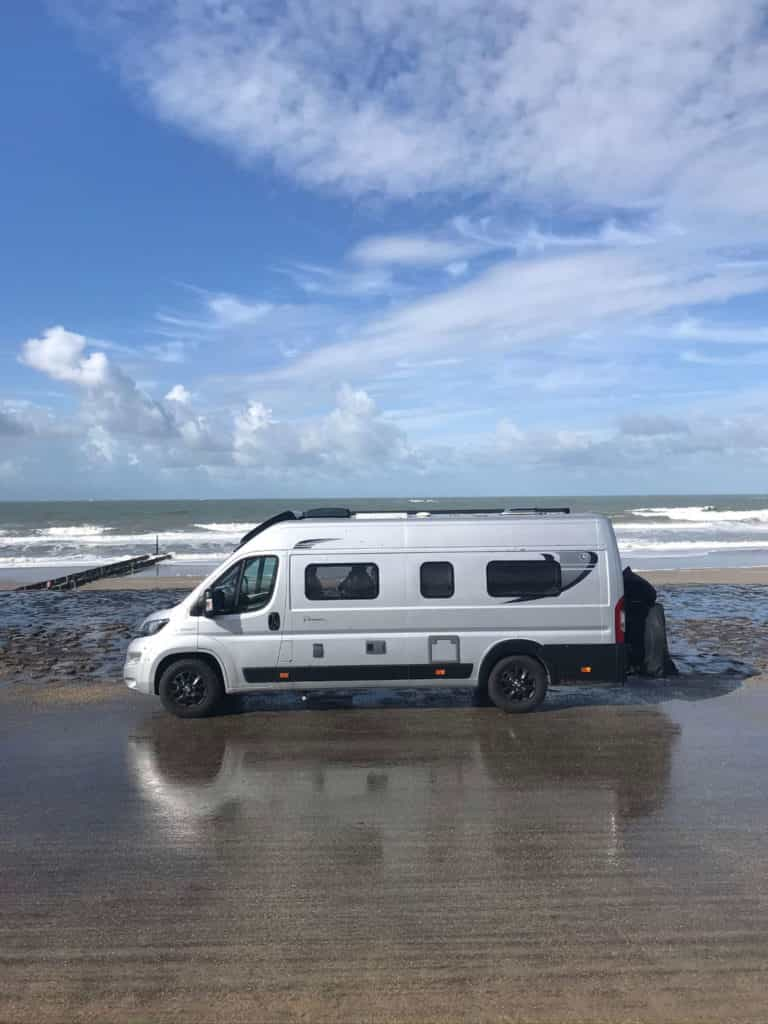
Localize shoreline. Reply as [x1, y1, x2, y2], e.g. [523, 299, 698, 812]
[2, 566, 768, 591]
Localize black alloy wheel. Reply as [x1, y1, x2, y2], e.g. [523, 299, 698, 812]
[158, 657, 224, 718]
[487, 654, 548, 713]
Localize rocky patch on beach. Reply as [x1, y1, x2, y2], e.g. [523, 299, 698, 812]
[0, 590, 189, 687]
[0, 585, 765, 689]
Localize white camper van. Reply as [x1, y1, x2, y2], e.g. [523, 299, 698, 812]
[123, 507, 626, 718]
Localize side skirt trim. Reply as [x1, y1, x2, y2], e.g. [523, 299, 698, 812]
[243, 663, 474, 684]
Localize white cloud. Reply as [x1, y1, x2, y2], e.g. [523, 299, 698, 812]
[20, 326, 109, 387]
[667, 318, 768, 345]
[145, 340, 190, 363]
[21, 325, 174, 444]
[83, 425, 117, 464]
[11, 318, 768, 488]
[350, 234, 475, 267]
[0, 407, 27, 437]
[481, 411, 768, 471]
[63, 0, 768, 218]
[251, 248, 768, 385]
[232, 402, 276, 465]
[233, 386, 419, 475]
[208, 293, 273, 326]
[165, 384, 192, 403]
[445, 260, 469, 278]
[680, 349, 768, 366]
[279, 262, 393, 298]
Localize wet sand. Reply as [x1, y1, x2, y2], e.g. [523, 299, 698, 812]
[2, 583, 767, 689]
[2, 678, 768, 1023]
[2, 583, 768, 1021]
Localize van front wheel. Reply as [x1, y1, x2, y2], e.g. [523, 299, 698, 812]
[158, 658, 223, 718]
[487, 655, 548, 713]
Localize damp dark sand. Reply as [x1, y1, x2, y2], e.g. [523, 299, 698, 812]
[1, 582, 766, 692]
[2, 582, 768, 1022]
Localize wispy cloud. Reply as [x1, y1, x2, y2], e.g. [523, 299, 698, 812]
[63, 0, 768, 219]
[277, 262, 394, 298]
[249, 249, 768, 385]
[18, 0, 768, 496]
[667, 318, 768, 346]
[349, 234, 479, 268]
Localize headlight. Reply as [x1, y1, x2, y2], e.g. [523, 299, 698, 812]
[138, 617, 169, 637]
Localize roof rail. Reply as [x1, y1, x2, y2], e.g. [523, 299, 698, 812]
[235, 504, 572, 549]
[503, 507, 570, 514]
[305, 506, 571, 517]
[236, 510, 298, 549]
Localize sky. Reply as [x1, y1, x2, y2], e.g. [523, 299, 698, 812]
[2, 0, 768, 499]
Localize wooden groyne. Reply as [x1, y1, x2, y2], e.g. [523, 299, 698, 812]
[15, 553, 172, 592]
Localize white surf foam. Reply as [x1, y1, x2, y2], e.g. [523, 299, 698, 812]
[193, 522, 255, 533]
[616, 521, 768, 533]
[619, 539, 768, 553]
[0, 550, 225, 569]
[0, 529, 243, 549]
[40, 524, 112, 537]
[629, 506, 768, 523]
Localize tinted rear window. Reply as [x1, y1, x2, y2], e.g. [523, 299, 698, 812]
[486, 560, 561, 598]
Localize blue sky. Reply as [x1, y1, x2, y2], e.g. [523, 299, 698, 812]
[2, 0, 768, 499]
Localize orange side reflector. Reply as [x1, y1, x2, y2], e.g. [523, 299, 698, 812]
[279, 672, 289, 680]
[435, 668, 446, 676]
[580, 666, 592, 674]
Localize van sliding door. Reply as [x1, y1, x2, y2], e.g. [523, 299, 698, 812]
[283, 554, 410, 686]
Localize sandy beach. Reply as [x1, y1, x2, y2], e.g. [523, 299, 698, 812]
[2, 594, 768, 1022]
[3, 565, 768, 1022]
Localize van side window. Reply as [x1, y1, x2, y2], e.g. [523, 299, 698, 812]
[238, 556, 278, 612]
[208, 561, 242, 615]
[208, 556, 278, 614]
[420, 561, 454, 598]
[305, 563, 379, 600]
[486, 559, 561, 598]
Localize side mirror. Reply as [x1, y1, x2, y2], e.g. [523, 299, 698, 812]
[203, 588, 215, 617]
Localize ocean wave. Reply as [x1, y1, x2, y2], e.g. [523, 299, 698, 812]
[619, 539, 768, 553]
[615, 521, 768, 534]
[193, 522, 256, 533]
[0, 551, 225, 569]
[0, 529, 243, 549]
[629, 506, 768, 523]
[39, 524, 112, 537]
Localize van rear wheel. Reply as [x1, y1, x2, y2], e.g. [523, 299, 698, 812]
[158, 658, 223, 719]
[488, 655, 548, 713]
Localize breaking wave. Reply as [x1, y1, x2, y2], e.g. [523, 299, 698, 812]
[629, 506, 768, 524]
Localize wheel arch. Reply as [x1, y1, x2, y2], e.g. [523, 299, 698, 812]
[153, 650, 227, 695]
[476, 639, 556, 698]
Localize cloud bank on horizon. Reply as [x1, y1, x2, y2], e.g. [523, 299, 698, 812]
[3, 0, 768, 496]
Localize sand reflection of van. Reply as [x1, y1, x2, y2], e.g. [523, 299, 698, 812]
[130, 710, 678, 855]
[123, 507, 626, 718]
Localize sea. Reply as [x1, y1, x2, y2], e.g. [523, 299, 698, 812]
[1, 495, 768, 581]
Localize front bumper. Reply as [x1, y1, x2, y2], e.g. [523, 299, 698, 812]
[123, 639, 154, 694]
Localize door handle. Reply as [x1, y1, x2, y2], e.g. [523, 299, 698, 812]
[268, 612, 280, 631]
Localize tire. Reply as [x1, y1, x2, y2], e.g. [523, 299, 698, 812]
[487, 654, 548, 713]
[158, 657, 224, 719]
[472, 686, 494, 707]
